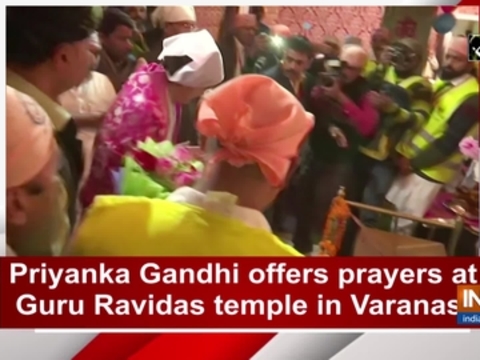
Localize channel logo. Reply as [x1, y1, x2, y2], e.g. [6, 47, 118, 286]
[457, 285, 480, 325]
[468, 34, 480, 62]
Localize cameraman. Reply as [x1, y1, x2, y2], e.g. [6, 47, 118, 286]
[291, 44, 378, 255]
[358, 37, 432, 226]
[253, 24, 292, 74]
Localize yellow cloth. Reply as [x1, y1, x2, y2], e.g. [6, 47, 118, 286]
[71, 196, 301, 256]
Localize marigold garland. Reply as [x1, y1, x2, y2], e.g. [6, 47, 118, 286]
[319, 187, 351, 256]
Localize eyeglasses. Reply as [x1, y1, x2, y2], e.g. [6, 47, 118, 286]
[343, 64, 363, 72]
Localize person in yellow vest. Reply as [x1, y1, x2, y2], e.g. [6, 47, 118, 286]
[68, 75, 314, 256]
[387, 36, 479, 234]
[358, 38, 432, 226]
[363, 28, 392, 77]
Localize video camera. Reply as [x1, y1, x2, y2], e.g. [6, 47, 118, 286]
[386, 44, 417, 67]
[387, 46, 406, 65]
[317, 59, 343, 87]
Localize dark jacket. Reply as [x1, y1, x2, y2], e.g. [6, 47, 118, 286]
[143, 28, 164, 63]
[217, 35, 240, 82]
[360, 80, 412, 161]
[262, 64, 316, 111]
[217, 35, 264, 82]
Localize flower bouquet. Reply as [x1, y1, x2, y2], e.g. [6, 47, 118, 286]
[456, 136, 479, 218]
[112, 138, 204, 199]
[459, 136, 479, 180]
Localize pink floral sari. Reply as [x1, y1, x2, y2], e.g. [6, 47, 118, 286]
[80, 63, 182, 209]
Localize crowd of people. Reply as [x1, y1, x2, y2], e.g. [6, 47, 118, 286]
[5, 6, 478, 257]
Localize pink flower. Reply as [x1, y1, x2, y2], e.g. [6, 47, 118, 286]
[173, 146, 192, 162]
[155, 157, 175, 175]
[459, 137, 479, 160]
[131, 149, 157, 172]
[173, 172, 198, 187]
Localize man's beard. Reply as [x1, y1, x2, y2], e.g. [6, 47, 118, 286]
[439, 66, 466, 81]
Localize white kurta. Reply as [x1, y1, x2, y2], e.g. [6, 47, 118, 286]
[59, 72, 116, 183]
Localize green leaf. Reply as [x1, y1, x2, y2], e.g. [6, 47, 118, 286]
[122, 171, 170, 198]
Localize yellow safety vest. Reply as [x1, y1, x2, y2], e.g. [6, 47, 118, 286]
[363, 59, 378, 77]
[359, 68, 425, 160]
[383, 66, 423, 87]
[398, 77, 479, 184]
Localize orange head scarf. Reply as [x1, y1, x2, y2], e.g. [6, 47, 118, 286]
[197, 74, 314, 187]
[7, 86, 55, 188]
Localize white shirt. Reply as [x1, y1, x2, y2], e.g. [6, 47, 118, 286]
[167, 187, 272, 232]
[449, 73, 474, 87]
[59, 71, 117, 184]
[59, 72, 116, 115]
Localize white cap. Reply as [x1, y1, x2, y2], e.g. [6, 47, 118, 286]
[151, 6, 196, 28]
[158, 29, 224, 88]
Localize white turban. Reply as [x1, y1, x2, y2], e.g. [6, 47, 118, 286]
[151, 6, 196, 28]
[158, 29, 224, 88]
[7, 86, 55, 188]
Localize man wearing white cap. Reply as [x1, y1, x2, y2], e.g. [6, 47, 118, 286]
[145, 6, 197, 63]
[387, 36, 479, 234]
[7, 86, 68, 256]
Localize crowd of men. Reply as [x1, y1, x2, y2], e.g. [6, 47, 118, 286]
[5, 6, 478, 257]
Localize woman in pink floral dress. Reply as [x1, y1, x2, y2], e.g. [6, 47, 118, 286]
[80, 29, 224, 209]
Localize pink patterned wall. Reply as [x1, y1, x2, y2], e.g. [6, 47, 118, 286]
[196, 6, 383, 47]
[273, 7, 384, 47]
[196, 6, 477, 54]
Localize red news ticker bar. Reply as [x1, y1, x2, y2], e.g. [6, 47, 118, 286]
[0, 257, 479, 329]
